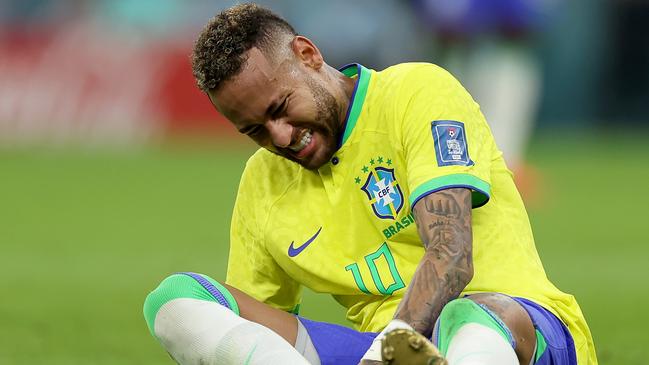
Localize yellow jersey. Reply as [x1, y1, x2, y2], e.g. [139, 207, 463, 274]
[226, 63, 596, 364]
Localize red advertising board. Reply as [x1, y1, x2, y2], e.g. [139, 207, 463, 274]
[0, 25, 232, 142]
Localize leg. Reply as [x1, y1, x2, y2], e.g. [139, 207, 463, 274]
[225, 284, 322, 364]
[143, 272, 311, 364]
[225, 283, 299, 344]
[383, 294, 576, 365]
[432, 294, 535, 365]
[381, 293, 534, 365]
[466, 293, 536, 365]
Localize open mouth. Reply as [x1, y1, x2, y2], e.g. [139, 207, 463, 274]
[289, 129, 313, 153]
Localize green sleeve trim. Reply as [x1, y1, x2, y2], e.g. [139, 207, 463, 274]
[409, 173, 491, 208]
[339, 64, 372, 146]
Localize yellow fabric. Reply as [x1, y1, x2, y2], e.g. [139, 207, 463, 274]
[225, 63, 596, 364]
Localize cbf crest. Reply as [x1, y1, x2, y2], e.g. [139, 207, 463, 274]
[354, 157, 404, 220]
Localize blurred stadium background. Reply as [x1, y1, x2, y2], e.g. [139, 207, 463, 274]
[1, 0, 647, 364]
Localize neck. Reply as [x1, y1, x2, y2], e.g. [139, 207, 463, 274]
[327, 64, 357, 130]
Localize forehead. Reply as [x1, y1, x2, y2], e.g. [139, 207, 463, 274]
[210, 48, 289, 129]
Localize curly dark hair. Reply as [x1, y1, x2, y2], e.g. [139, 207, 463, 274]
[191, 3, 297, 93]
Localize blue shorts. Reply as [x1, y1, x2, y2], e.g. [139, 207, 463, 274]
[298, 297, 576, 365]
[514, 297, 577, 365]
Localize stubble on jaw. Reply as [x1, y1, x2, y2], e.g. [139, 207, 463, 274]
[303, 75, 342, 155]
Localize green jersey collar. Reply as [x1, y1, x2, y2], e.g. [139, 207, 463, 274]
[338, 63, 371, 148]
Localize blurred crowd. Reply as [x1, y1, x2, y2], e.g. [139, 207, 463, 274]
[0, 0, 647, 146]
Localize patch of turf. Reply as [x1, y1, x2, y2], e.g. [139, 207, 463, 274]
[0, 131, 646, 364]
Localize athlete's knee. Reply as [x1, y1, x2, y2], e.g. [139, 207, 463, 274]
[142, 272, 245, 364]
[143, 273, 309, 365]
[434, 298, 514, 355]
[143, 272, 240, 337]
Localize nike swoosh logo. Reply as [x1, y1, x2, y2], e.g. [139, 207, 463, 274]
[287, 227, 322, 257]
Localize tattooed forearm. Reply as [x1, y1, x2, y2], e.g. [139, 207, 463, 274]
[393, 188, 473, 337]
[422, 191, 462, 219]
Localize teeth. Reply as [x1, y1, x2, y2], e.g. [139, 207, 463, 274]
[289, 130, 312, 152]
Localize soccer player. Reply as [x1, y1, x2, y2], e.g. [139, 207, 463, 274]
[143, 4, 596, 365]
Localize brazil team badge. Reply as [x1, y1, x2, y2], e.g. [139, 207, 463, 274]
[356, 157, 404, 220]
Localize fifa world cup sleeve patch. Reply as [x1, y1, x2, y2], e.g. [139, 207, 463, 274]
[431, 120, 474, 167]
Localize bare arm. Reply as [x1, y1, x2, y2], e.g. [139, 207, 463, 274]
[393, 188, 474, 337]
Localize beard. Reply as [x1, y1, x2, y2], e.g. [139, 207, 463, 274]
[306, 75, 341, 136]
[277, 75, 342, 170]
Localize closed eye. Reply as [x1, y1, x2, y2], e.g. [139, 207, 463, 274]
[240, 124, 262, 136]
[272, 98, 288, 118]
[249, 126, 264, 137]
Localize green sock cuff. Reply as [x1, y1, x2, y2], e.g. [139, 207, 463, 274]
[142, 273, 239, 337]
[187, 273, 240, 316]
[435, 298, 514, 356]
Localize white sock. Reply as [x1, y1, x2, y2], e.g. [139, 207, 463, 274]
[445, 323, 518, 365]
[153, 297, 310, 365]
[295, 318, 322, 365]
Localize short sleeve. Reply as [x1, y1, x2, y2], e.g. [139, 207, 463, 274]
[399, 65, 493, 208]
[225, 154, 302, 313]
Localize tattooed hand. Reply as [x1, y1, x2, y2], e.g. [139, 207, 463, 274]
[393, 188, 473, 337]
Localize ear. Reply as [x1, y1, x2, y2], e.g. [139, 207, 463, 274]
[291, 36, 324, 70]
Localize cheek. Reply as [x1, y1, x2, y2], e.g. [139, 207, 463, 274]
[292, 104, 312, 117]
[289, 91, 320, 120]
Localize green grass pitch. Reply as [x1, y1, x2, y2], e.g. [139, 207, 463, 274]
[0, 131, 646, 364]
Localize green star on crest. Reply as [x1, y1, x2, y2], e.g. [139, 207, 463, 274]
[362, 166, 369, 173]
[355, 177, 361, 184]
[377, 156, 384, 163]
[369, 158, 375, 165]
[387, 159, 392, 165]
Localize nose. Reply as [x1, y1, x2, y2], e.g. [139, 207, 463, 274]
[266, 120, 293, 148]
